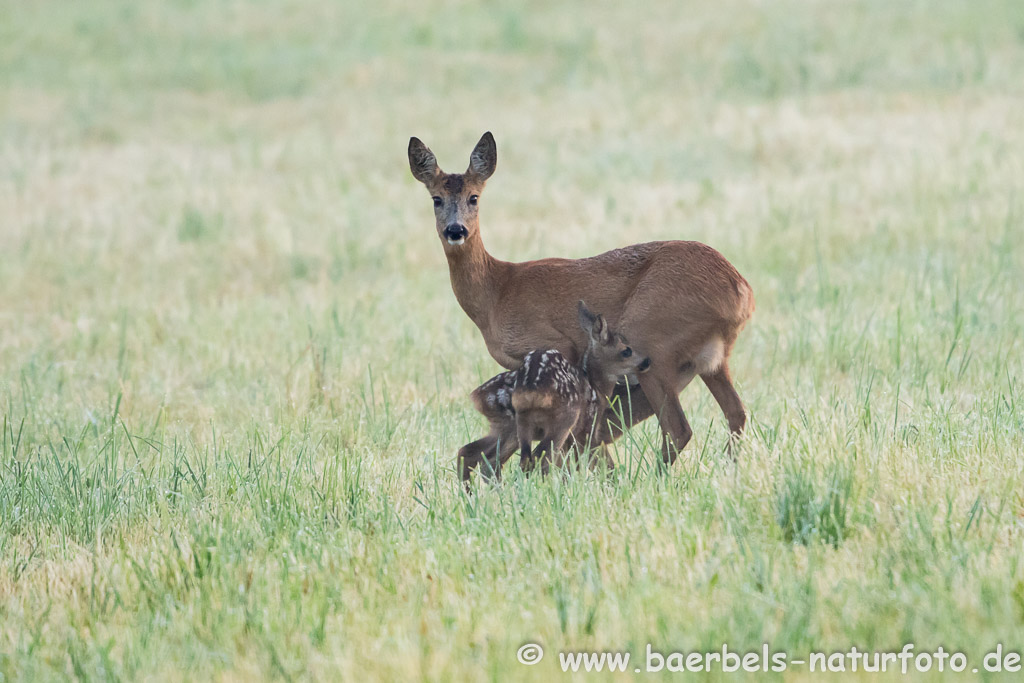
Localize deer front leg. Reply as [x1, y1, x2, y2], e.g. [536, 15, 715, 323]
[594, 382, 656, 444]
[636, 373, 692, 466]
[580, 406, 618, 472]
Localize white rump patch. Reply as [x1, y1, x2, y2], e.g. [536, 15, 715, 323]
[694, 337, 726, 374]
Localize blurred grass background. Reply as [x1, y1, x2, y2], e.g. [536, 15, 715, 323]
[1, 0, 1023, 680]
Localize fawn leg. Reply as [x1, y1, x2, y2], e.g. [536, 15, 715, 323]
[550, 421, 577, 471]
[519, 437, 538, 475]
[460, 422, 517, 489]
[590, 444, 616, 471]
[531, 438, 558, 476]
[586, 405, 618, 471]
[575, 420, 615, 472]
[458, 436, 495, 489]
[482, 427, 518, 481]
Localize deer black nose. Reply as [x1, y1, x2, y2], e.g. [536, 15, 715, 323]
[638, 357, 651, 372]
[443, 224, 468, 242]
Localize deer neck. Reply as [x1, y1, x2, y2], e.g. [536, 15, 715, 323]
[444, 233, 505, 329]
[581, 351, 616, 400]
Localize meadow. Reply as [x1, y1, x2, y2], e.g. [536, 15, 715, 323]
[1, 0, 1023, 679]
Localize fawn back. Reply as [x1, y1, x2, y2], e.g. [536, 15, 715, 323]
[511, 302, 650, 472]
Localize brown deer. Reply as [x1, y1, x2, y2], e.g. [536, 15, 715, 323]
[464, 301, 651, 483]
[409, 132, 754, 472]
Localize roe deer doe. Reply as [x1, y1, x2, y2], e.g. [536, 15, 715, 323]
[463, 302, 650, 483]
[409, 132, 754, 470]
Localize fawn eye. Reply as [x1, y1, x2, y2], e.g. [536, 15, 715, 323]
[620, 347, 632, 358]
[468, 195, 479, 206]
[432, 197, 442, 208]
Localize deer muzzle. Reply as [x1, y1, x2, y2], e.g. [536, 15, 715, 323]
[443, 224, 468, 245]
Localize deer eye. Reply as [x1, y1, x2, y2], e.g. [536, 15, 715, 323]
[432, 197, 442, 208]
[468, 195, 479, 206]
[620, 347, 632, 358]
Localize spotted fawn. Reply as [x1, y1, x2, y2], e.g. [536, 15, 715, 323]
[461, 301, 650, 483]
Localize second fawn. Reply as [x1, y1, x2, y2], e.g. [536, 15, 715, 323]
[463, 302, 650, 482]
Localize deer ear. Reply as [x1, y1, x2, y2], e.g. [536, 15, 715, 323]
[577, 300, 597, 337]
[467, 131, 496, 181]
[409, 137, 440, 184]
[593, 314, 610, 344]
[578, 301, 610, 343]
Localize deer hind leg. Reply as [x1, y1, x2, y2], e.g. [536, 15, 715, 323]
[521, 418, 571, 477]
[458, 436, 494, 488]
[490, 428, 520, 480]
[519, 437, 538, 474]
[548, 417, 578, 471]
[637, 372, 693, 466]
[458, 436, 510, 488]
[484, 420, 519, 480]
[516, 412, 544, 476]
[578, 409, 616, 471]
[700, 361, 747, 456]
[529, 438, 555, 475]
[534, 435, 571, 475]
[459, 419, 517, 489]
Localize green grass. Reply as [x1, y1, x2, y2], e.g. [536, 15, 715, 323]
[2, 0, 1024, 679]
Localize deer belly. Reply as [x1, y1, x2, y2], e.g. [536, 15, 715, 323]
[484, 322, 579, 370]
[484, 340, 522, 371]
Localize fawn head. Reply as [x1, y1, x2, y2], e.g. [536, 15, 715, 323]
[577, 301, 651, 384]
[408, 132, 497, 249]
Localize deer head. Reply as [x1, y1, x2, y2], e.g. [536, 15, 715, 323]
[408, 132, 497, 249]
[577, 301, 651, 389]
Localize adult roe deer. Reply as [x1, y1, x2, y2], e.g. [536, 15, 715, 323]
[465, 301, 651, 483]
[408, 132, 754, 471]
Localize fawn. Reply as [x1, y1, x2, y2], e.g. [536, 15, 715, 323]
[462, 301, 650, 483]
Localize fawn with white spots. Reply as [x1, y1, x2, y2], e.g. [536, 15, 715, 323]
[462, 301, 650, 483]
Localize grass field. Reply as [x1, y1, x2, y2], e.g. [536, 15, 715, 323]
[2, 0, 1024, 680]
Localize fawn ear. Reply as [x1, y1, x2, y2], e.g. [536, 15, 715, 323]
[467, 131, 496, 181]
[592, 314, 610, 344]
[409, 137, 440, 184]
[578, 301, 610, 344]
[578, 300, 596, 335]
